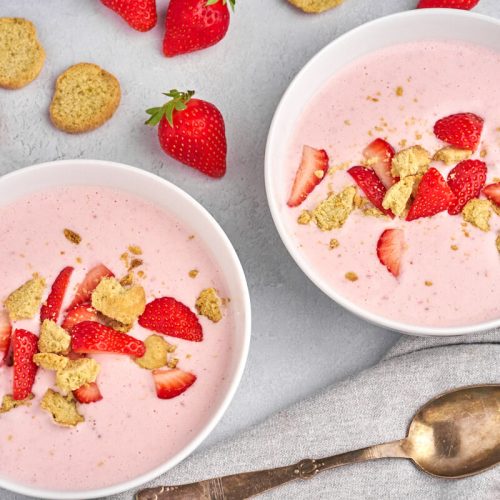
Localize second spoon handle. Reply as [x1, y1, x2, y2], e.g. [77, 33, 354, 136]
[136, 439, 408, 500]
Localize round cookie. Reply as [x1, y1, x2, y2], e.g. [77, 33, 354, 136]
[50, 63, 121, 134]
[288, 0, 344, 13]
[0, 18, 45, 89]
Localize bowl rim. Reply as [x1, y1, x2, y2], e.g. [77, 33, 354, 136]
[0, 159, 252, 499]
[265, 8, 500, 337]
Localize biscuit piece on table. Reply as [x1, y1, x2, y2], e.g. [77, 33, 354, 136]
[0, 18, 45, 89]
[288, 0, 344, 14]
[49, 63, 121, 133]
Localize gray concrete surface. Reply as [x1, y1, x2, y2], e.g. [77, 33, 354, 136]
[1, 0, 498, 498]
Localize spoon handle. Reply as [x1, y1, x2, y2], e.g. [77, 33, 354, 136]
[135, 439, 408, 500]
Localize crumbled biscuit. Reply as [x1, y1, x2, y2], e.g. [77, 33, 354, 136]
[137, 270, 145, 279]
[462, 199, 492, 232]
[425, 281, 433, 287]
[362, 207, 388, 218]
[297, 210, 312, 225]
[287, 0, 344, 13]
[0, 393, 34, 413]
[40, 389, 84, 427]
[433, 147, 472, 166]
[128, 258, 143, 271]
[128, 245, 142, 255]
[120, 252, 130, 268]
[119, 273, 134, 287]
[480, 149, 488, 158]
[451, 244, 459, 251]
[167, 357, 179, 369]
[314, 169, 325, 179]
[134, 335, 171, 370]
[91, 277, 146, 325]
[4, 273, 45, 321]
[382, 176, 417, 217]
[395, 86, 404, 96]
[391, 145, 430, 178]
[312, 186, 356, 231]
[329, 239, 340, 249]
[99, 315, 132, 333]
[38, 319, 71, 354]
[496, 235, 500, 254]
[345, 272, 358, 282]
[63, 228, 81, 245]
[56, 358, 100, 393]
[188, 269, 199, 279]
[33, 353, 69, 371]
[195, 288, 222, 323]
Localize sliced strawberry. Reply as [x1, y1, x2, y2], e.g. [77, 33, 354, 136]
[0, 310, 12, 366]
[433, 113, 484, 151]
[348, 166, 394, 217]
[417, 0, 479, 9]
[152, 368, 196, 399]
[407, 168, 456, 221]
[287, 146, 329, 207]
[483, 183, 500, 206]
[138, 297, 203, 342]
[62, 303, 99, 332]
[12, 329, 38, 400]
[67, 264, 114, 310]
[447, 160, 487, 215]
[376, 229, 405, 277]
[363, 138, 395, 189]
[71, 322, 145, 357]
[40, 267, 74, 323]
[73, 382, 103, 404]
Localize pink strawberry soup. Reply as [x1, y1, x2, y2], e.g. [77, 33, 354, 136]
[278, 40, 500, 328]
[0, 185, 235, 491]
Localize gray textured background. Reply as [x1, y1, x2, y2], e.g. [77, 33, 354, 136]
[1, 0, 498, 498]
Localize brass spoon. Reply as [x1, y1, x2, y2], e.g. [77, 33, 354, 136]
[136, 384, 500, 500]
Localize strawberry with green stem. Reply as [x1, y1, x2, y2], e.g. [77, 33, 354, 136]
[146, 90, 227, 178]
[164, 0, 236, 57]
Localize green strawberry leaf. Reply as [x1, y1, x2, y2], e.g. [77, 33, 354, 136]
[145, 90, 195, 128]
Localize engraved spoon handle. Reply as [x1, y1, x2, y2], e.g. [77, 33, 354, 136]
[136, 439, 408, 500]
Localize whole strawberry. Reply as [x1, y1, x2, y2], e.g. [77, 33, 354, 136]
[417, 0, 479, 8]
[164, 0, 236, 57]
[101, 0, 157, 32]
[146, 90, 227, 178]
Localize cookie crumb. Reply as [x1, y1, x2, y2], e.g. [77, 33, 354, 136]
[56, 358, 100, 393]
[297, 210, 312, 225]
[462, 199, 492, 232]
[134, 334, 172, 370]
[433, 147, 472, 166]
[119, 273, 134, 287]
[345, 272, 358, 282]
[451, 244, 459, 251]
[496, 235, 500, 254]
[391, 145, 430, 178]
[329, 238, 340, 249]
[382, 176, 417, 217]
[195, 288, 222, 323]
[167, 357, 179, 369]
[63, 228, 81, 245]
[312, 186, 356, 231]
[314, 169, 325, 179]
[395, 86, 404, 96]
[188, 269, 199, 279]
[33, 353, 69, 371]
[120, 252, 130, 268]
[0, 394, 34, 414]
[424, 281, 433, 287]
[40, 389, 84, 427]
[128, 258, 143, 271]
[128, 245, 142, 255]
[4, 273, 45, 321]
[92, 277, 146, 325]
[480, 148, 488, 158]
[38, 319, 71, 354]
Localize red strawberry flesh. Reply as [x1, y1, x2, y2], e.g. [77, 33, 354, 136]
[71, 321, 146, 357]
[40, 267, 74, 323]
[101, 0, 157, 32]
[363, 138, 395, 189]
[348, 166, 394, 217]
[407, 168, 456, 221]
[0, 310, 12, 366]
[152, 368, 197, 399]
[73, 382, 103, 404]
[376, 229, 405, 277]
[12, 329, 38, 400]
[483, 183, 500, 206]
[62, 303, 99, 332]
[447, 160, 487, 215]
[287, 145, 329, 207]
[417, 0, 479, 9]
[67, 264, 114, 311]
[433, 113, 483, 151]
[139, 297, 203, 342]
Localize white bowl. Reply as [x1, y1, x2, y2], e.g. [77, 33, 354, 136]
[265, 9, 500, 337]
[0, 159, 251, 499]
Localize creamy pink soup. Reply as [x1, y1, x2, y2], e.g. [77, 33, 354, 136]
[0, 185, 234, 491]
[279, 40, 500, 328]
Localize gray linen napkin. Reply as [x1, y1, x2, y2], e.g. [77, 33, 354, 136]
[104, 330, 498, 500]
